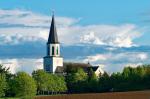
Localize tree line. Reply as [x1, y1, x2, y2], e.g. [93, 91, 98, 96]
[0, 64, 150, 98]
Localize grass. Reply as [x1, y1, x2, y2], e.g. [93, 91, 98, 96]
[0, 98, 19, 99]
[35, 90, 150, 99]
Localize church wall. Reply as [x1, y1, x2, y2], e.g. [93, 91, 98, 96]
[43, 57, 53, 72]
[52, 57, 63, 72]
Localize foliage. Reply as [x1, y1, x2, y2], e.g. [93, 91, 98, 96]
[32, 70, 67, 95]
[66, 68, 88, 93]
[87, 68, 99, 92]
[1, 64, 150, 98]
[66, 65, 150, 93]
[13, 72, 37, 99]
[0, 74, 7, 97]
[47, 74, 67, 93]
[98, 72, 111, 92]
[0, 65, 9, 74]
[32, 70, 50, 94]
[110, 65, 150, 91]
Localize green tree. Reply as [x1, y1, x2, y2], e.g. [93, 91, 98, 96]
[75, 68, 87, 82]
[66, 68, 88, 93]
[32, 70, 50, 94]
[0, 64, 9, 74]
[0, 64, 14, 97]
[13, 72, 37, 99]
[88, 68, 97, 81]
[0, 74, 7, 97]
[87, 68, 98, 92]
[144, 65, 150, 88]
[33, 70, 67, 95]
[47, 74, 67, 94]
[98, 72, 111, 92]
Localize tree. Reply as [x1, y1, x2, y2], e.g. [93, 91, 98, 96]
[0, 74, 7, 97]
[98, 72, 111, 92]
[0, 64, 14, 97]
[47, 74, 67, 94]
[88, 68, 97, 81]
[0, 64, 13, 80]
[87, 68, 98, 92]
[0, 64, 9, 74]
[32, 70, 67, 95]
[66, 68, 88, 93]
[13, 72, 37, 99]
[32, 70, 50, 95]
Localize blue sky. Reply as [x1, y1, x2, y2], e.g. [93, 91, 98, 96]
[0, 0, 150, 73]
[0, 0, 150, 45]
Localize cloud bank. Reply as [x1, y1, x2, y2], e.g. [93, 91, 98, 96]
[0, 9, 149, 74]
[0, 9, 141, 47]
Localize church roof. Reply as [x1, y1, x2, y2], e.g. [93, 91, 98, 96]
[63, 62, 99, 72]
[87, 66, 99, 71]
[47, 14, 59, 44]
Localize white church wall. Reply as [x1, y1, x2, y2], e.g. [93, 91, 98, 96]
[95, 66, 104, 77]
[52, 57, 63, 72]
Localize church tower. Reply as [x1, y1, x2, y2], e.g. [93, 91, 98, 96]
[43, 13, 63, 73]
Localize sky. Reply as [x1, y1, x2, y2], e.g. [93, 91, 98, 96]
[0, 0, 150, 74]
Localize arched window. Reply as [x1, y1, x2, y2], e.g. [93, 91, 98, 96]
[52, 46, 55, 55]
[57, 46, 59, 55]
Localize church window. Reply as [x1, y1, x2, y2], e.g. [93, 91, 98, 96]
[52, 46, 55, 55]
[57, 46, 59, 55]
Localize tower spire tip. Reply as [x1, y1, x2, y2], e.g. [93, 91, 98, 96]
[51, 9, 55, 16]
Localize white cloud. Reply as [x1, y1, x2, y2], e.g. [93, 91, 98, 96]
[0, 52, 149, 74]
[80, 32, 104, 45]
[137, 53, 148, 60]
[83, 54, 107, 62]
[0, 58, 43, 74]
[0, 9, 142, 47]
[125, 63, 143, 68]
[0, 9, 79, 45]
[83, 52, 149, 73]
[0, 59, 19, 74]
[0, 9, 78, 27]
[79, 24, 140, 47]
[0, 33, 43, 45]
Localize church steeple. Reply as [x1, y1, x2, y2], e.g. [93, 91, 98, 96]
[43, 12, 63, 73]
[47, 13, 59, 44]
[46, 12, 61, 56]
[43, 13, 63, 73]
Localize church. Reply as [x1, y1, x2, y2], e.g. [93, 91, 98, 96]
[43, 13, 103, 76]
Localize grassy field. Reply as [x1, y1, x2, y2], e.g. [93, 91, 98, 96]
[35, 90, 150, 99]
[0, 98, 19, 99]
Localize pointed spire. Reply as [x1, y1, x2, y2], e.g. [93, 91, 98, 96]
[47, 11, 59, 44]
